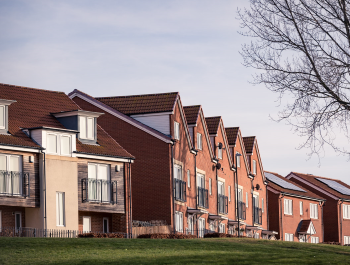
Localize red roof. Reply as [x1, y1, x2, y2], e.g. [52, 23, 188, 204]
[96, 92, 178, 115]
[205, 117, 221, 135]
[225, 127, 239, 145]
[265, 171, 324, 200]
[0, 83, 133, 159]
[243, 136, 256, 154]
[183, 105, 201, 125]
[289, 172, 350, 200]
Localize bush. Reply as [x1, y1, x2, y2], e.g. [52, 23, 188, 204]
[78, 233, 125, 238]
[204, 233, 237, 238]
[137, 233, 196, 239]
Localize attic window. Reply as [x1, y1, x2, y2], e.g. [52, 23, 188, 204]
[80, 116, 94, 140]
[0, 99, 16, 134]
[0, 106, 5, 129]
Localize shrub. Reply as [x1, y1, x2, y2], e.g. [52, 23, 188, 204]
[204, 233, 237, 238]
[137, 233, 196, 239]
[78, 233, 125, 238]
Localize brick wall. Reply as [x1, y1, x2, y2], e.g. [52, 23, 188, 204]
[0, 206, 25, 228]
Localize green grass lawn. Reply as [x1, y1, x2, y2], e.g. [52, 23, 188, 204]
[0, 237, 350, 265]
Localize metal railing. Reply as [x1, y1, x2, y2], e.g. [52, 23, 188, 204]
[238, 201, 246, 220]
[218, 194, 228, 214]
[254, 207, 262, 225]
[0, 171, 29, 197]
[0, 227, 127, 238]
[174, 179, 186, 202]
[197, 187, 208, 209]
[82, 178, 117, 204]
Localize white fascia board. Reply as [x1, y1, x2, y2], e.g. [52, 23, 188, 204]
[0, 144, 42, 153]
[52, 110, 104, 118]
[69, 92, 172, 144]
[0, 99, 16, 106]
[131, 111, 173, 118]
[176, 98, 193, 150]
[75, 153, 134, 163]
[286, 173, 339, 200]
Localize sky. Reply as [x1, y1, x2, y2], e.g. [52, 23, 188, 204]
[0, 0, 349, 182]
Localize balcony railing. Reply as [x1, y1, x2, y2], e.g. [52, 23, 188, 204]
[0, 171, 29, 197]
[254, 207, 262, 225]
[197, 187, 208, 209]
[81, 178, 117, 204]
[218, 194, 228, 214]
[238, 201, 246, 220]
[174, 179, 186, 202]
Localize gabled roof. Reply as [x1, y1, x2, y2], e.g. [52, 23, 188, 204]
[265, 171, 324, 200]
[205, 117, 221, 135]
[297, 220, 316, 235]
[225, 127, 239, 146]
[96, 92, 178, 115]
[288, 172, 350, 201]
[243, 136, 256, 154]
[0, 83, 133, 159]
[183, 105, 201, 125]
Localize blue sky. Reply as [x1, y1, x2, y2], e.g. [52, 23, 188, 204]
[1, 0, 349, 182]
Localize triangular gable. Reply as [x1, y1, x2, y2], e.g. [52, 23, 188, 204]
[243, 136, 266, 182]
[174, 95, 194, 150]
[197, 108, 215, 160]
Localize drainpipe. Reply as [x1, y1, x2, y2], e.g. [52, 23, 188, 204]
[251, 178, 255, 225]
[234, 166, 239, 237]
[320, 200, 324, 243]
[40, 149, 47, 236]
[266, 184, 269, 230]
[339, 199, 344, 245]
[194, 149, 198, 236]
[280, 193, 284, 240]
[128, 159, 132, 239]
[171, 140, 176, 233]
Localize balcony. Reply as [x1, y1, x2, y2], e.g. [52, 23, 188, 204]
[218, 194, 228, 214]
[174, 179, 186, 202]
[81, 178, 117, 204]
[197, 187, 208, 209]
[0, 171, 30, 197]
[253, 207, 262, 225]
[238, 201, 246, 220]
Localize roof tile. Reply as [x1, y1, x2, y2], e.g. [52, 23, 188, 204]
[183, 105, 201, 125]
[225, 127, 239, 145]
[205, 117, 221, 135]
[243, 136, 255, 154]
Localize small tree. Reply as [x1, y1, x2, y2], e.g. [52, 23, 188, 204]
[238, 0, 350, 159]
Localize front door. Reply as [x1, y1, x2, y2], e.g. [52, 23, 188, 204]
[83, 216, 91, 233]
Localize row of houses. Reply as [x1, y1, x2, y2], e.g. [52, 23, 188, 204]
[0, 83, 349, 245]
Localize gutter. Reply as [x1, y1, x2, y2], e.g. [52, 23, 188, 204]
[171, 140, 176, 233]
[320, 201, 325, 243]
[339, 199, 344, 245]
[280, 194, 285, 240]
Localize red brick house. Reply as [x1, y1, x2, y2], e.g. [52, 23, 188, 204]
[0, 83, 134, 236]
[266, 171, 325, 243]
[286, 172, 350, 245]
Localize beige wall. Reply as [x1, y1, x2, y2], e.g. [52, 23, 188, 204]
[45, 155, 79, 230]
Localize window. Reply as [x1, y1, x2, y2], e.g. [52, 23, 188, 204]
[15, 212, 21, 232]
[47, 133, 72, 156]
[174, 164, 182, 180]
[219, 223, 225, 233]
[228, 186, 231, 202]
[47, 134, 57, 154]
[238, 188, 243, 202]
[253, 160, 257, 174]
[246, 192, 249, 207]
[56, 192, 65, 226]
[175, 211, 183, 232]
[103, 218, 109, 233]
[198, 218, 205, 238]
[344, 236, 350, 245]
[88, 163, 111, 202]
[0, 106, 5, 129]
[311, 236, 319, 244]
[174, 122, 180, 140]
[284, 199, 293, 215]
[218, 145, 223, 159]
[343, 204, 350, 219]
[83, 216, 91, 232]
[310, 203, 318, 219]
[187, 170, 190, 188]
[236, 152, 241, 168]
[209, 221, 215, 232]
[285, 233, 294, 242]
[300, 201, 303, 215]
[61, 136, 71, 156]
[0, 154, 22, 196]
[188, 215, 194, 235]
[262, 198, 264, 213]
[79, 116, 95, 140]
[197, 133, 202, 150]
[209, 178, 212, 195]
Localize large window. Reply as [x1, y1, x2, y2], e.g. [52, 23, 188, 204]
[345, 236, 350, 245]
[175, 211, 183, 232]
[47, 133, 72, 156]
[174, 122, 180, 140]
[56, 192, 65, 226]
[88, 163, 110, 202]
[311, 236, 319, 244]
[284, 199, 293, 215]
[0, 154, 22, 196]
[343, 204, 350, 219]
[79, 116, 94, 140]
[285, 233, 294, 242]
[197, 133, 202, 150]
[310, 203, 318, 219]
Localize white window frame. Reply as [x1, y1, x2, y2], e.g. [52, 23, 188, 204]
[83, 216, 91, 232]
[310, 203, 318, 219]
[344, 236, 350, 245]
[174, 164, 182, 180]
[285, 233, 294, 242]
[197, 133, 202, 150]
[246, 192, 248, 208]
[79, 116, 95, 140]
[218, 146, 223, 159]
[300, 201, 303, 216]
[219, 223, 225, 233]
[103, 217, 109, 233]
[56, 192, 65, 227]
[187, 170, 190, 188]
[88, 163, 111, 202]
[311, 236, 319, 244]
[284, 199, 293, 215]
[228, 186, 231, 202]
[262, 198, 264, 213]
[253, 160, 257, 175]
[0, 154, 23, 196]
[198, 217, 205, 238]
[175, 211, 183, 232]
[238, 188, 243, 202]
[174, 121, 180, 140]
[0, 105, 5, 129]
[236, 152, 241, 168]
[209, 178, 212, 195]
[46, 133, 72, 156]
[343, 204, 350, 219]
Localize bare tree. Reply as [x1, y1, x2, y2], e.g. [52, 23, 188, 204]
[238, 0, 350, 159]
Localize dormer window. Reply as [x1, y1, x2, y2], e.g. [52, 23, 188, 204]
[0, 99, 16, 134]
[79, 116, 95, 140]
